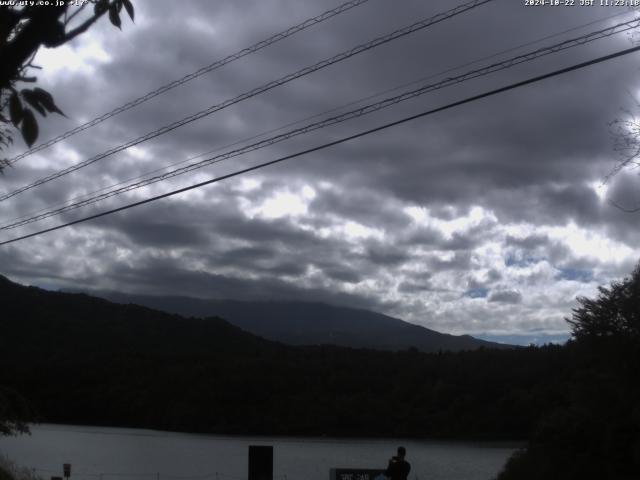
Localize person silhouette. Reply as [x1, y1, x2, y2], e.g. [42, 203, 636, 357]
[385, 446, 411, 480]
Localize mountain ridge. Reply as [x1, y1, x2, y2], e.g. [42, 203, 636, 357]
[0, 273, 556, 439]
[80, 289, 512, 352]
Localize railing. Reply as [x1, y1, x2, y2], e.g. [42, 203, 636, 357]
[28, 469, 292, 480]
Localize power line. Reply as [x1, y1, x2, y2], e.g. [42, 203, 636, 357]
[6, 0, 373, 165]
[3, 16, 637, 231]
[2, 44, 639, 247]
[3, 8, 630, 228]
[0, 0, 493, 202]
[4, 17, 636, 230]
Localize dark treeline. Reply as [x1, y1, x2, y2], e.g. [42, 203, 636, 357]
[1, 268, 639, 478]
[1, 274, 563, 439]
[496, 265, 640, 480]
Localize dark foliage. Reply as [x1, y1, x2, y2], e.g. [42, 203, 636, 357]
[0, 0, 134, 165]
[0, 466, 12, 480]
[568, 264, 640, 341]
[0, 386, 32, 435]
[3, 266, 638, 480]
[0, 274, 565, 439]
[497, 265, 640, 480]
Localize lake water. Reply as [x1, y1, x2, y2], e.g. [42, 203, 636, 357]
[0, 425, 519, 480]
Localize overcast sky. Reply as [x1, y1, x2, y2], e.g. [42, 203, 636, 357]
[2, 0, 640, 344]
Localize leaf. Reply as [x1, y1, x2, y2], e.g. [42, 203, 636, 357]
[109, 3, 122, 29]
[21, 109, 39, 147]
[94, 0, 109, 15]
[122, 0, 134, 21]
[32, 87, 65, 116]
[9, 92, 23, 127]
[21, 90, 47, 117]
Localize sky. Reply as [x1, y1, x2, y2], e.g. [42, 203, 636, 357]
[2, 0, 640, 344]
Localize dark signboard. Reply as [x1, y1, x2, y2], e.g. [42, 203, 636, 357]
[248, 445, 273, 480]
[330, 468, 386, 480]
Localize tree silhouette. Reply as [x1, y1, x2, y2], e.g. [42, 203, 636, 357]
[567, 263, 640, 341]
[499, 262, 640, 479]
[0, 0, 134, 170]
[0, 387, 31, 436]
[0, 0, 134, 434]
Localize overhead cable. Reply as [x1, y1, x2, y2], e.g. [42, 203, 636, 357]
[0, 0, 493, 202]
[6, 0, 373, 165]
[2, 17, 637, 231]
[3, 8, 630, 227]
[2, 44, 639, 246]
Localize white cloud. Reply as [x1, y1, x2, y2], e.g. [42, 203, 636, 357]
[247, 186, 315, 219]
[3, 0, 640, 341]
[36, 41, 112, 78]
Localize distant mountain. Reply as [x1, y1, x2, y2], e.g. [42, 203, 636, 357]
[89, 291, 512, 352]
[0, 273, 560, 438]
[0, 274, 270, 356]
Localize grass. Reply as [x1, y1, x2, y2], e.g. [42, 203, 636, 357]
[0, 454, 40, 480]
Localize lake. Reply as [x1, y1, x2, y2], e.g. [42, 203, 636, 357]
[0, 425, 519, 480]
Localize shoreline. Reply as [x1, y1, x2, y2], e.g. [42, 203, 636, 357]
[17, 422, 526, 447]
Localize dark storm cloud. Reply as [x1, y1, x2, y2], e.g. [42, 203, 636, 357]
[501, 183, 603, 227]
[506, 233, 551, 251]
[403, 226, 445, 247]
[12, 0, 631, 218]
[607, 171, 640, 212]
[442, 232, 480, 251]
[307, 186, 411, 231]
[0, 246, 64, 283]
[505, 233, 557, 262]
[600, 172, 640, 244]
[318, 264, 362, 284]
[362, 242, 410, 266]
[398, 280, 435, 294]
[106, 217, 210, 248]
[488, 289, 523, 304]
[99, 256, 394, 312]
[2, 0, 640, 336]
[466, 269, 501, 290]
[88, 192, 318, 250]
[487, 268, 502, 282]
[402, 213, 491, 252]
[78, 191, 376, 286]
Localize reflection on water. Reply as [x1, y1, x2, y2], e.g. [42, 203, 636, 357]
[0, 424, 519, 480]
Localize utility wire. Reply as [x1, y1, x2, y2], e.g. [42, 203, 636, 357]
[0, 0, 493, 202]
[2, 44, 639, 247]
[6, 0, 373, 165]
[3, 8, 630, 228]
[2, 17, 637, 232]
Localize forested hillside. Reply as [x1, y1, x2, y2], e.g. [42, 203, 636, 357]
[1, 274, 560, 439]
[93, 292, 510, 352]
[2, 268, 638, 480]
[497, 265, 640, 480]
